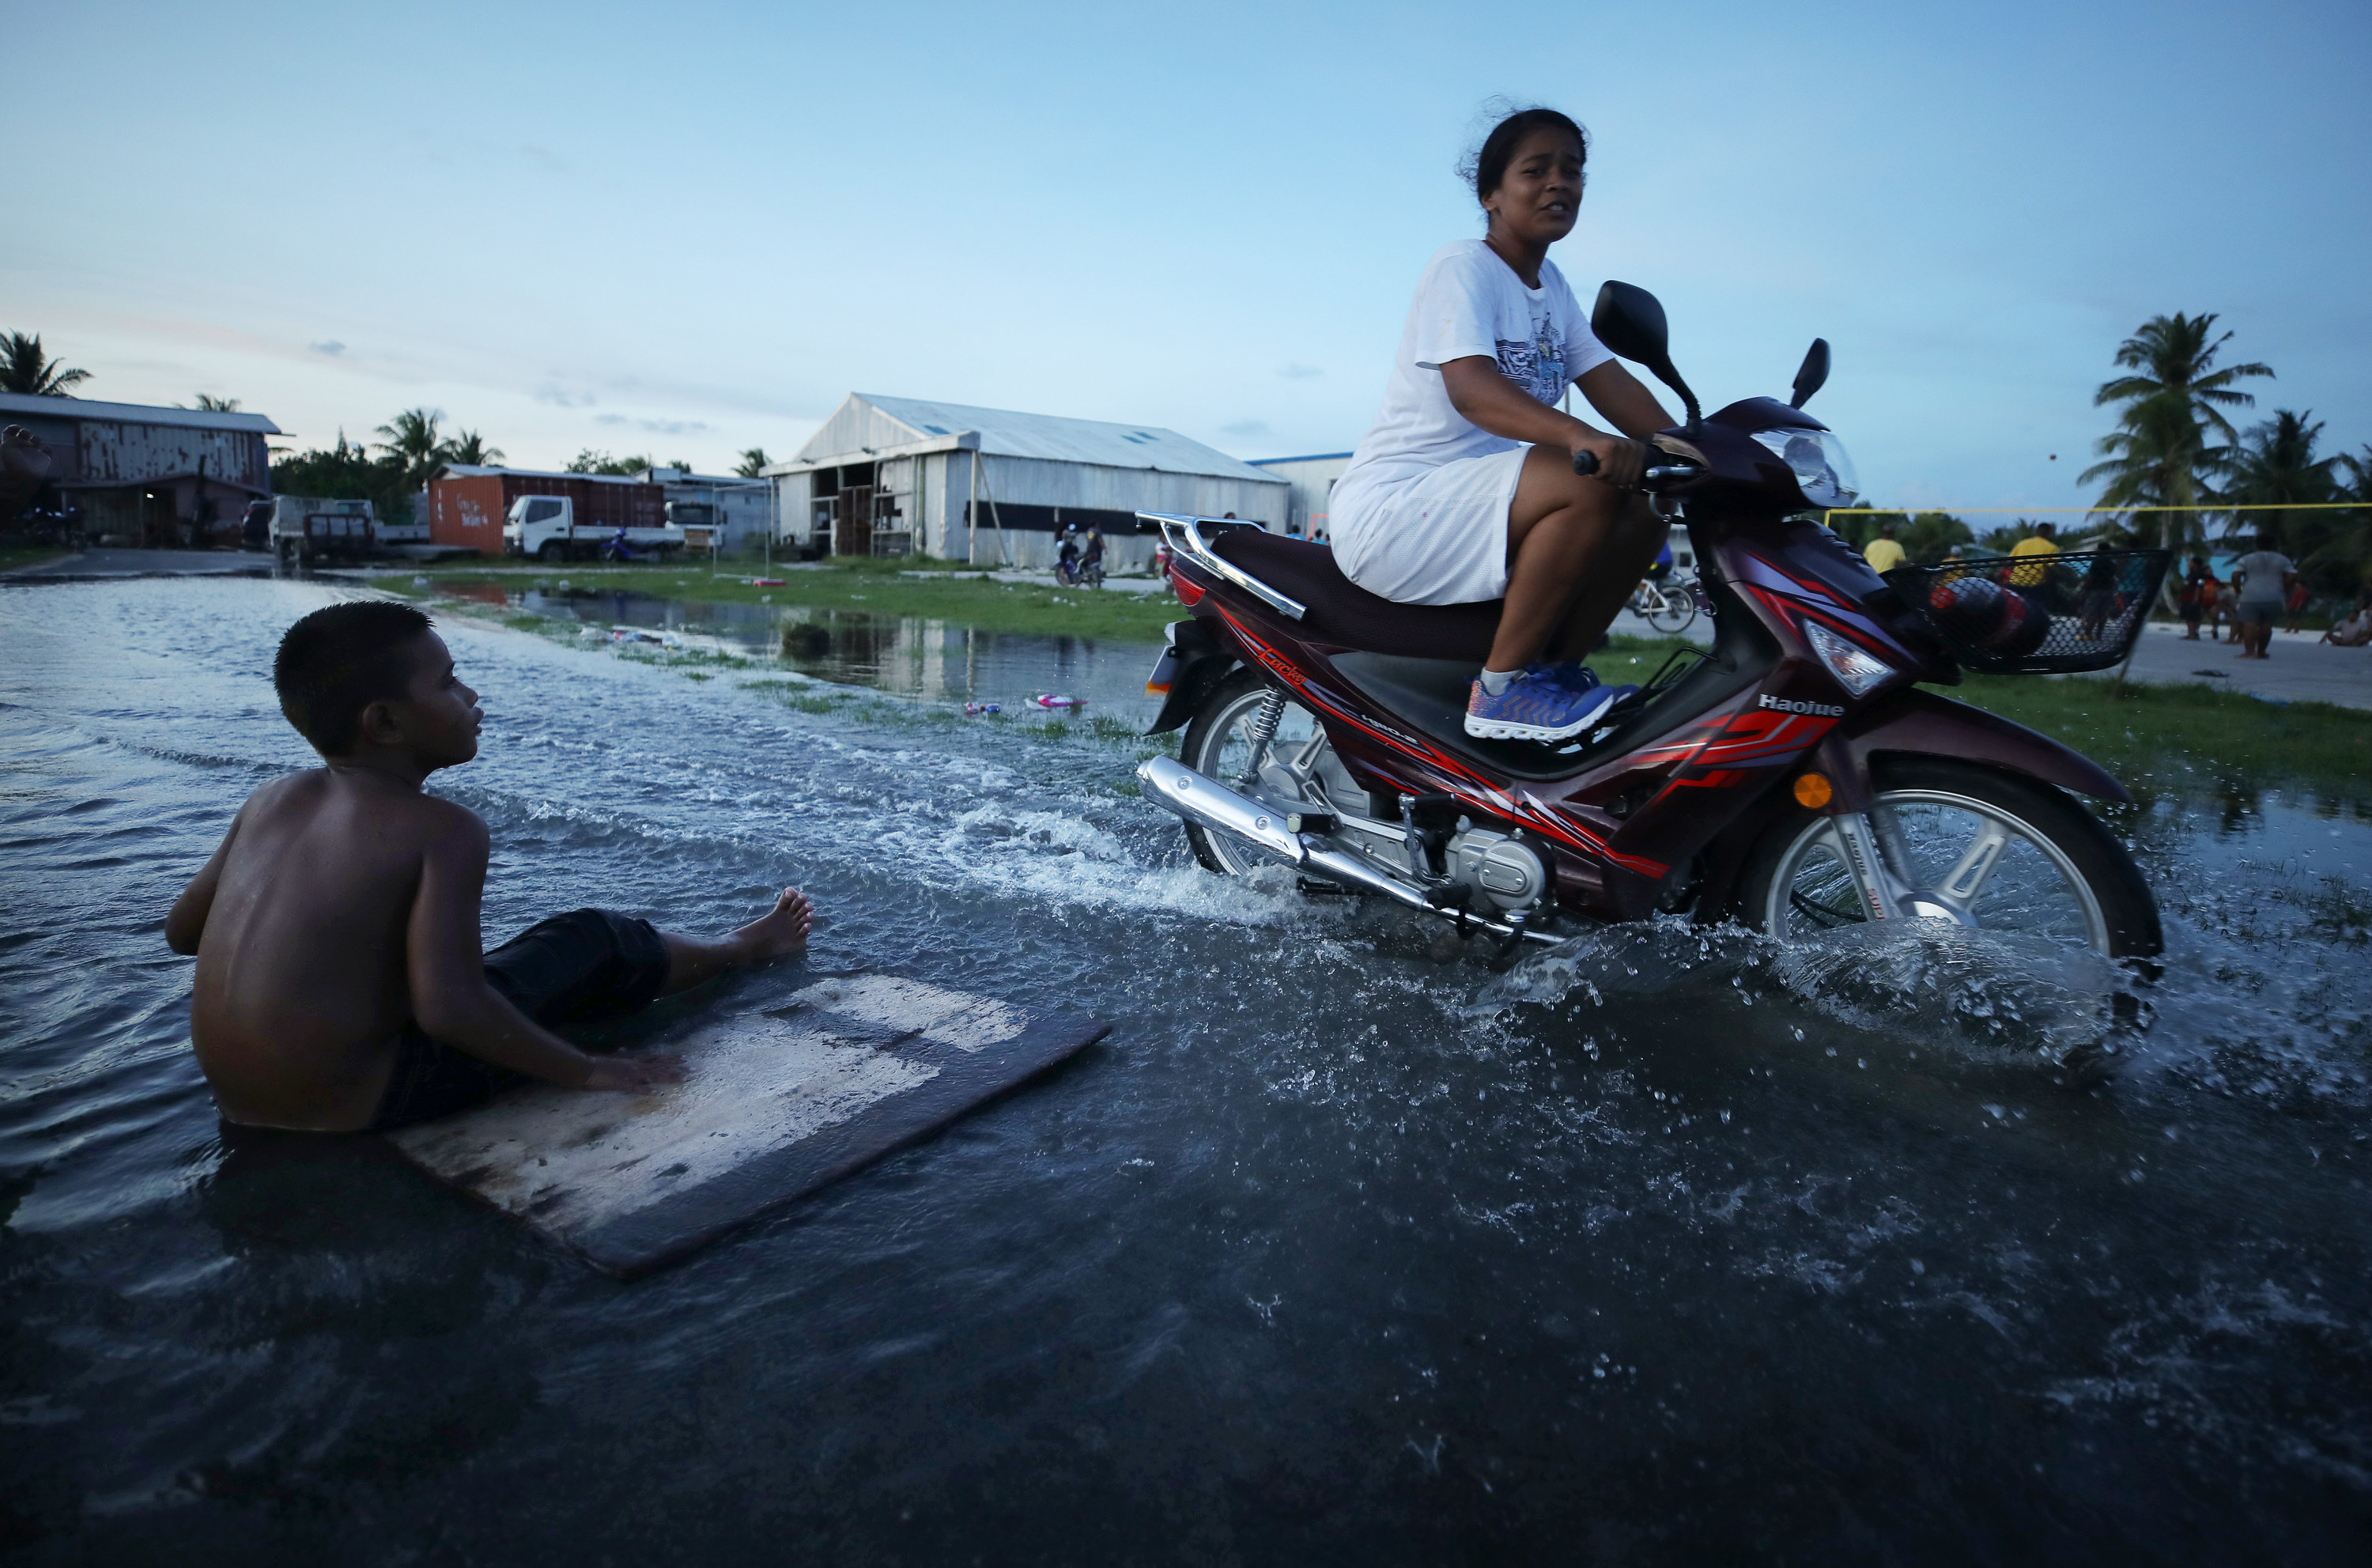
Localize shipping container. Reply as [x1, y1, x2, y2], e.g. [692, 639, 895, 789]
[427, 465, 667, 554]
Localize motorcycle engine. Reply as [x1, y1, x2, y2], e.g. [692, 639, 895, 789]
[1446, 829, 1550, 913]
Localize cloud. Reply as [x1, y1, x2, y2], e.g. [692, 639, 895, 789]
[596, 414, 713, 435]
[1277, 363, 1323, 380]
[308, 340, 346, 356]
[1222, 418, 1271, 438]
[538, 387, 597, 408]
[520, 144, 568, 174]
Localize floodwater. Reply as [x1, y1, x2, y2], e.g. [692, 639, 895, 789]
[435, 576, 1167, 723]
[4, 576, 2370, 1562]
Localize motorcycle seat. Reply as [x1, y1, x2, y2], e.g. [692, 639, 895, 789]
[1210, 531, 1501, 662]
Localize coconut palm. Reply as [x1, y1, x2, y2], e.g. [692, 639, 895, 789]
[374, 408, 447, 489]
[0, 333, 92, 396]
[181, 393, 241, 412]
[440, 429, 504, 467]
[735, 447, 771, 478]
[2080, 312, 2272, 551]
[2219, 409, 2336, 548]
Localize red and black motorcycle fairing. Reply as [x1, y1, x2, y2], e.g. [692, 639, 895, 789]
[1150, 395, 2129, 927]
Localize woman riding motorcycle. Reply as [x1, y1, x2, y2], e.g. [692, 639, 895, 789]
[1328, 106, 1675, 743]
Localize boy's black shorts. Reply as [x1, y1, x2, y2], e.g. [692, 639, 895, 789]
[368, 909, 669, 1132]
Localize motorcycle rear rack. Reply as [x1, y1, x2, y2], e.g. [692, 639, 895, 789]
[1137, 512, 1307, 622]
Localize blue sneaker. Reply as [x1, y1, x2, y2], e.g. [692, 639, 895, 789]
[1532, 660, 1640, 713]
[1465, 667, 1623, 741]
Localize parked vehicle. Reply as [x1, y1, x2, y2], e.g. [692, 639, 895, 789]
[1135, 282, 2166, 962]
[504, 495, 686, 562]
[267, 496, 376, 565]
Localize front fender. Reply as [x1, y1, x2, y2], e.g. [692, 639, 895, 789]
[1813, 688, 2132, 807]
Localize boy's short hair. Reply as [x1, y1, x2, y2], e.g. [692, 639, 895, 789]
[274, 602, 435, 755]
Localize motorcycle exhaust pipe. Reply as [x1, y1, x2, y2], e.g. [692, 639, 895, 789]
[1135, 757, 1558, 944]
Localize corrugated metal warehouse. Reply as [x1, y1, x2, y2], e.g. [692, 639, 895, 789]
[765, 394, 1289, 569]
[1247, 451, 1354, 541]
[0, 392, 280, 546]
[427, 465, 667, 554]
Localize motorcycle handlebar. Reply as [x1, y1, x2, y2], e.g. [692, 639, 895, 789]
[1570, 445, 1703, 489]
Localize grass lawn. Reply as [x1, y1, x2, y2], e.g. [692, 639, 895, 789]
[363, 554, 1181, 642]
[0, 545, 74, 574]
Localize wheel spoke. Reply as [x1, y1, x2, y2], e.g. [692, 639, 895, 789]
[1937, 821, 2012, 905]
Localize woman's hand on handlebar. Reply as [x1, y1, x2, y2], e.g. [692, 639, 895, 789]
[1570, 431, 1649, 490]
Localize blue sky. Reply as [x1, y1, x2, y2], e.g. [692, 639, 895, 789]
[6, 0, 2365, 508]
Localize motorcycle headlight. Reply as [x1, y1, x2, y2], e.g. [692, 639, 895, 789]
[1751, 426, 1860, 508]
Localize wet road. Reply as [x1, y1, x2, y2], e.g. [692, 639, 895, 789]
[2, 576, 2369, 1562]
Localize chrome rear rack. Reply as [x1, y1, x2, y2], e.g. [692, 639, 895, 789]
[1135, 512, 1306, 622]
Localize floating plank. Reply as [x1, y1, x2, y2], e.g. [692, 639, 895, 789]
[390, 975, 1106, 1277]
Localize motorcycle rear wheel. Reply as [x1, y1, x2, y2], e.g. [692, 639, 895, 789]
[1177, 668, 1335, 875]
[1736, 757, 2160, 957]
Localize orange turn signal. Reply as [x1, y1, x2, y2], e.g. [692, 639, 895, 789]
[1792, 773, 1834, 809]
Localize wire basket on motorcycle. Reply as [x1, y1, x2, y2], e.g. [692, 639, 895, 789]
[1883, 547, 2172, 674]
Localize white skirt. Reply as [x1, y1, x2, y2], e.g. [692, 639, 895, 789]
[1328, 446, 1528, 606]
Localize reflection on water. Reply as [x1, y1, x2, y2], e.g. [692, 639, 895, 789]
[476, 582, 1165, 724]
[4, 576, 2372, 1562]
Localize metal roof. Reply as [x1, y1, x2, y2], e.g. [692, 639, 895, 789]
[777, 393, 1283, 485]
[1248, 452, 1354, 466]
[430, 463, 657, 486]
[0, 391, 283, 436]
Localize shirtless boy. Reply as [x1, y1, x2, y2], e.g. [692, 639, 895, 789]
[166, 600, 814, 1132]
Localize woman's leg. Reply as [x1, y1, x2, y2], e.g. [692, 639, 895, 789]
[1487, 444, 1669, 673]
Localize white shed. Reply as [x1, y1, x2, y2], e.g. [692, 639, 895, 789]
[764, 394, 1289, 569]
[1246, 452, 1354, 542]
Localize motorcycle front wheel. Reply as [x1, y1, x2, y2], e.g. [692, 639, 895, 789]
[1735, 757, 2160, 957]
[1177, 668, 1336, 875]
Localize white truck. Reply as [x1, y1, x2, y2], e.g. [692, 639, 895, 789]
[266, 496, 376, 565]
[504, 495, 686, 562]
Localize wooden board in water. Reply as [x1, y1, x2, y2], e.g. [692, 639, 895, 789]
[389, 974, 1106, 1277]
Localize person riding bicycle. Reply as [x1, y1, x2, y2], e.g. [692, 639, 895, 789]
[1056, 525, 1081, 584]
[1080, 524, 1105, 582]
[1646, 541, 1673, 584]
[1328, 106, 1676, 743]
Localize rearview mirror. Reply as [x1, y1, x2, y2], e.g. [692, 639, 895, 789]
[1790, 338, 1830, 409]
[1592, 280, 1701, 433]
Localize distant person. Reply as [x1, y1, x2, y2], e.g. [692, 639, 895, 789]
[164, 602, 814, 1132]
[2076, 549, 2117, 640]
[2211, 578, 2238, 642]
[2178, 555, 2214, 640]
[2006, 520, 2058, 587]
[2283, 578, 2310, 635]
[2321, 591, 2372, 648]
[2229, 531, 2298, 660]
[1860, 520, 1906, 575]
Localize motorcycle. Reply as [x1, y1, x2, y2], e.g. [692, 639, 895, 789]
[599, 528, 638, 565]
[1133, 281, 2165, 961]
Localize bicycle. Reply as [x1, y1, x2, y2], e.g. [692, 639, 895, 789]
[1627, 573, 1698, 634]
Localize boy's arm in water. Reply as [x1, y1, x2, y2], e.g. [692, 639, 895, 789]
[164, 801, 245, 956]
[407, 801, 685, 1092]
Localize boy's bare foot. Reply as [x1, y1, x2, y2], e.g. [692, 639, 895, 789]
[733, 886, 814, 963]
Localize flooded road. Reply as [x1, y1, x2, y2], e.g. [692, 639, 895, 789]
[4, 576, 2370, 1562]
[436, 576, 1169, 724]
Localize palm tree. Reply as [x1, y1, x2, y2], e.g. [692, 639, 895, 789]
[2297, 445, 2372, 593]
[374, 408, 447, 489]
[2080, 312, 2272, 551]
[2220, 409, 2336, 546]
[181, 393, 241, 412]
[735, 447, 772, 478]
[1, 333, 92, 396]
[440, 429, 504, 467]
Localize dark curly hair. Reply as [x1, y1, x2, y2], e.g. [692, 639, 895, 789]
[1460, 104, 1588, 204]
[274, 600, 435, 755]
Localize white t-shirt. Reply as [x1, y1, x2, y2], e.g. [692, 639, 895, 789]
[1334, 240, 1612, 503]
[2232, 550, 2295, 605]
